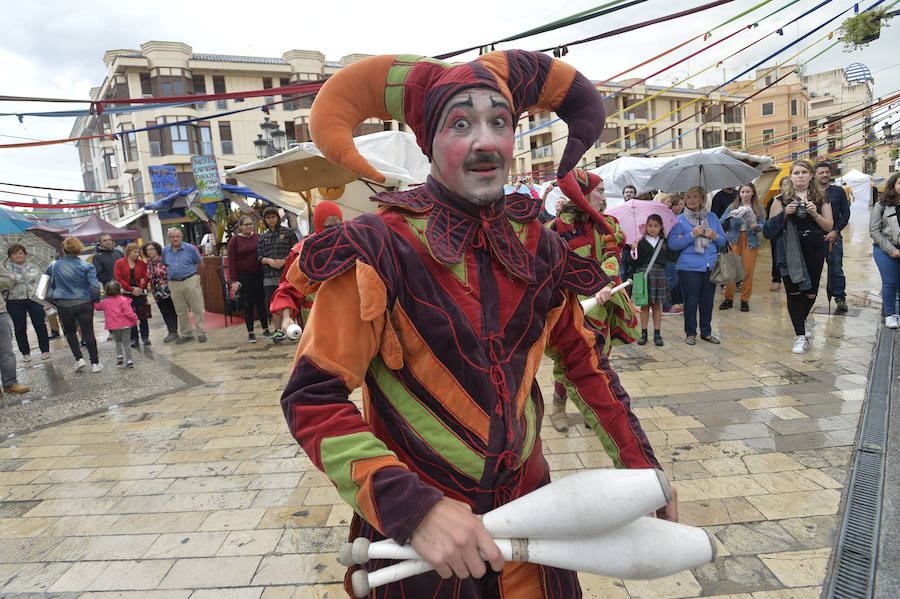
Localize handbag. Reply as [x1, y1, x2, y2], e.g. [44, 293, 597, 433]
[38, 261, 58, 306]
[135, 298, 152, 320]
[630, 239, 664, 307]
[709, 243, 745, 285]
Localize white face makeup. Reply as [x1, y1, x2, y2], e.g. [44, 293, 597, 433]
[430, 88, 514, 206]
[588, 184, 607, 213]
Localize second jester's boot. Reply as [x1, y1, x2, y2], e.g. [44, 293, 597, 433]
[550, 382, 569, 433]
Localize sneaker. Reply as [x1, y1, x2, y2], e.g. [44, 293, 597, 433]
[248, 333, 257, 343]
[130, 340, 139, 348]
[886, 315, 900, 329]
[175, 336, 194, 345]
[22, 354, 30, 362]
[271, 330, 287, 343]
[662, 306, 683, 315]
[116, 355, 123, 366]
[740, 301, 749, 312]
[835, 298, 848, 314]
[41, 352, 50, 360]
[792, 335, 809, 354]
[3, 383, 29, 394]
[685, 336, 696, 345]
[719, 299, 733, 310]
[163, 332, 179, 343]
[142, 338, 151, 346]
[91, 363, 104, 373]
[262, 329, 273, 338]
[701, 335, 721, 344]
[770, 282, 781, 292]
[198, 335, 208, 343]
[125, 360, 134, 368]
[80, 338, 87, 347]
[74, 358, 87, 371]
[49, 331, 60, 340]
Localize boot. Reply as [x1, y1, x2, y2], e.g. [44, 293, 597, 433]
[637, 329, 648, 345]
[835, 298, 848, 314]
[549, 392, 569, 433]
[654, 330, 664, 346]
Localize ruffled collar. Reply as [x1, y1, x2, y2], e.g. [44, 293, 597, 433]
[375, 176, 541, 282]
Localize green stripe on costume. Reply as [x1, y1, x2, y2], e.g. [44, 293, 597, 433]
[321, 432, 402, 512]
[521, 397, 538, 462]
[403, 215, 468, 286]
[369, 355, 486, 480]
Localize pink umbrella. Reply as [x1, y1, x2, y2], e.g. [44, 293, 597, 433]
[604, 200, 679, 247]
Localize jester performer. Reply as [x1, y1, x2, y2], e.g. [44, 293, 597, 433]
[280, 50, 677, 598]
[546, 169, 640, 434]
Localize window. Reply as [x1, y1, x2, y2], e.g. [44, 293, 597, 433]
[170, 122, 190, 155]
[791, 99, 798, 116]
[791, 126, 798, 141]
[147, 121, 162, 157]
[594, 125, 619, 149]
[761, 102, 774, 116]
[103, 153, 118, 180]
[622, 97, 647, 120]
[192, 75, 207, 109]
[702, 130, 722, 149]
[133, 174, 144, 206]
[213, 76, 227, 110]
[762, 129, 774, 146]
[119, 124, 137, 162]
[624, 127, 647, 148]
[280, 77, 293, 110]
[602, 96, 617, 117]
[808, 141, 818, 159]
[219, 121, 233, 154]
[677, 129, 683, 150]
[703, 104, 722, 124]
[151, 67, 190, 97]
[284, 121, 296, 145]
[725, 130, 742, 146]
[765, 75, 772, 86]
[263, 77, 274, 108]
[139, 73, 152, 97]
[723, 104, 742, 124]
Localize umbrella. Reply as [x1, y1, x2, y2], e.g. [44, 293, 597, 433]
[644, 149, 762, 193]
[0, 206, 39, 234]
[0, 230, 58, 273]
[604, 200, 680, 247]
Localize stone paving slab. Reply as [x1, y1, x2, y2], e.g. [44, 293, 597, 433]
[0, 216, 884, 597]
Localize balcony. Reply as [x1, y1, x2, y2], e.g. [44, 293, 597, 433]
[531, 146, 553, 160]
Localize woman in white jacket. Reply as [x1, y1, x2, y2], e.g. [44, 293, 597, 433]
[870, 172, 900, 328]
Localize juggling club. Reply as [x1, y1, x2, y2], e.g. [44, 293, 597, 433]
[348, 516, 717, 597]
[580, 279, 632, 313]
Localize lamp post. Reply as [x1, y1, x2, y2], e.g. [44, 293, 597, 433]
[253, 117, 287, 160]
[884, 122, 894, 143]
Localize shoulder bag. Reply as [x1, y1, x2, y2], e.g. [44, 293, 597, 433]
[709, 242, 745, 285]
[631, 240, 664, 307]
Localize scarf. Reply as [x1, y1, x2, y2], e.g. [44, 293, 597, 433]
[782, 217, 807, 288]
[684, 207, 710, 254]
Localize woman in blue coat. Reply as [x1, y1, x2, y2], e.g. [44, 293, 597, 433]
[668, 185, 727, 345]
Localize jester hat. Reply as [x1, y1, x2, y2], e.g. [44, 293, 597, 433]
[558, 168, 615, 236]
[309, 50, 606, 183]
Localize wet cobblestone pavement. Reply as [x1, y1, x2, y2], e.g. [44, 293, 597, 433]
[0, 209, 886, 598]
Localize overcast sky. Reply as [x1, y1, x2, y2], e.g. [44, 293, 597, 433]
[1, 0, 897, 202]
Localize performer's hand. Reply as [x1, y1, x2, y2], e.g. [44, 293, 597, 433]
[654, 484, 679, 522]
[824, 230, 838, 244]
[595, 287, 613, 304]
[410, 496, 504, 579]
[281, 310, 295, 330]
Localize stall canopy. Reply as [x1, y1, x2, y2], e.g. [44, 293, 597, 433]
[226, 130, 430, 225]
[67, 214, 140, 242]
[0, 206, 41, 234]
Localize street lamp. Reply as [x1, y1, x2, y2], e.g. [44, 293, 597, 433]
[883, 122, 893, 142]
[253, 117, 287, 160]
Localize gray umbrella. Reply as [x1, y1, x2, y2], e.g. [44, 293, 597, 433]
[0, 231, 58, 273]
[644, 150, 763, 193]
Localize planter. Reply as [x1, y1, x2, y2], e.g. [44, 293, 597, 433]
[840, 10, 889, 50]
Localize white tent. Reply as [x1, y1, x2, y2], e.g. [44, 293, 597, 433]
[226, 131, 430, 231]
[836, 168, 873, 208]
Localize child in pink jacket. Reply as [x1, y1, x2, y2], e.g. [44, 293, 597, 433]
[95, 281, 138, 368]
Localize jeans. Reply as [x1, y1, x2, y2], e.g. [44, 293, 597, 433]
[678, 269, 716, 338]
[874, 245, 900, 317]
[770, 238, 781, 283]
[662, 262, 681, 310]
[825, 235, 846, 300]
[6, 299, 49, 355]
[57, 301, 98, 364]
[0, 313, 18, 388]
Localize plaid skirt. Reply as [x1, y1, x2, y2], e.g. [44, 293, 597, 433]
[637, 264, 670, 305]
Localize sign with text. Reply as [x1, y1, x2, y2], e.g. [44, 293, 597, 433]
[148, 165, 178, 200]
[190, 155, 223, 201]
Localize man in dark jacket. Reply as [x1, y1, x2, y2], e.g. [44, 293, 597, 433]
[814, 163, 851, 312]
[92, 234, 123, 286]
[711, 187, 738, 219]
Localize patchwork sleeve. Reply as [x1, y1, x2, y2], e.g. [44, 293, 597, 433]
[280, 264, 441, 543]
[545, 289, 659, 470]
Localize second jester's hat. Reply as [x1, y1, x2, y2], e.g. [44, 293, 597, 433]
[309, 50, 606, 183]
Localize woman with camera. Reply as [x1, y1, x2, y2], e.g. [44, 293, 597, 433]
[763, 160, 834, 354]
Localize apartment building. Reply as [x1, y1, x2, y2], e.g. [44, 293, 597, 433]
[513, 80, 746, 184]
[71, 41, 388, 242]
[802, 64, 875, 175]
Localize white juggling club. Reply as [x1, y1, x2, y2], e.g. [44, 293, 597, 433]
[286, 323, 303, 340]
[348, 517, 717, 597]
[580, 279, 632, 313]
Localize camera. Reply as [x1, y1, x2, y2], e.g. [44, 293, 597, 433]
[795, 200, 807, 218]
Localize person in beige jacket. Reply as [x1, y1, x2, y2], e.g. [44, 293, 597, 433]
[0, 272, 30, 395]
[870, 172, 900, 329]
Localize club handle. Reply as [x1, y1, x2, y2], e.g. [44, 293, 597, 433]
[579, 279, 632, 312]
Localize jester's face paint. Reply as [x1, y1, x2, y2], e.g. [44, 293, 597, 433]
[431, 89, 514, 207]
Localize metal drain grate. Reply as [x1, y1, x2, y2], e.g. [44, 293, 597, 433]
[825, 329, 893, 599]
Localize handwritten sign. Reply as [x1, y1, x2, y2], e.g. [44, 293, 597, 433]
[148, 165, 178, 200]
[191, 155, 222, 201]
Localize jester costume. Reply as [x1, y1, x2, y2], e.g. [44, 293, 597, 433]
[547, 169, 640, 434]
[280, 50, 659, 598]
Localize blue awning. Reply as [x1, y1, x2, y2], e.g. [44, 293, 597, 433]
[144, 184, 270, 212]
